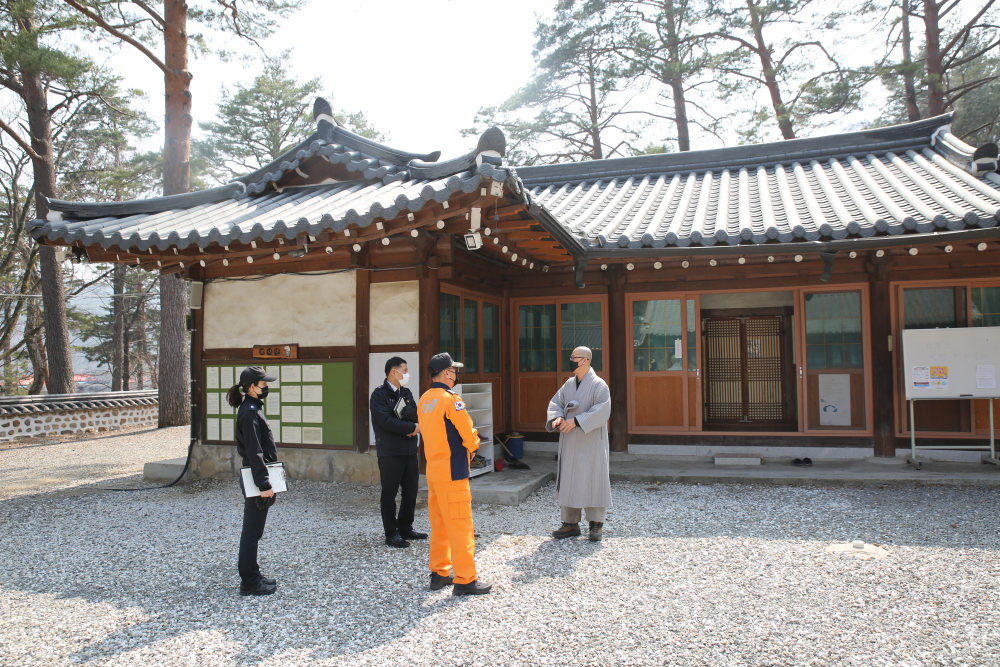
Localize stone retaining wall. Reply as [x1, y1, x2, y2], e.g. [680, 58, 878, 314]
[0, 390, 159, 441]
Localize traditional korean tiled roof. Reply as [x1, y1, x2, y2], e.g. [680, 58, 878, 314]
[521, 115, 1000, 251]
[0, 390, 158, 416]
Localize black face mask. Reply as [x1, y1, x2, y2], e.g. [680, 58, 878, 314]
[257, 386, 269, 400]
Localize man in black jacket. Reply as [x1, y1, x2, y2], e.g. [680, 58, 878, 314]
[370, 356, 427, 548]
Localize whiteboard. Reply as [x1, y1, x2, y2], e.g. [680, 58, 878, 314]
[902, 327, 1000, 399]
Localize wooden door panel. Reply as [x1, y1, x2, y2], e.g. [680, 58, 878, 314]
[519, 376, 558, 426]
[634, 376, 685, 427]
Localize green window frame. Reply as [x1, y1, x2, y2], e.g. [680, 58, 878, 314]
[463, 300, 479, 373]
[440, 293, 462, 362]
[561, 302, 603, 371]
[804, 291, 863, 369]
[519, 304, 557, 372]
[483, 302, 501, 374]
[632, 299, 683, 372]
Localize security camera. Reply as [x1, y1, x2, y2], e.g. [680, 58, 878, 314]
[463, 232, 483, 250]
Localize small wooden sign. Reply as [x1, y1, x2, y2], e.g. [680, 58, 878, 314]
[254, 344, 298, 359]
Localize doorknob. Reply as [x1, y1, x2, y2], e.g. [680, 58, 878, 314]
[799, 366, 803, 379]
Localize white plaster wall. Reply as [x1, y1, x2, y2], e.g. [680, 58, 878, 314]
[370, 281, 419, 345]
[203, 272, 356, 348]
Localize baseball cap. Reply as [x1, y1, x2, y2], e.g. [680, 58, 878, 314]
[428, 352, 464, 376]
[240, 366, 278, 385]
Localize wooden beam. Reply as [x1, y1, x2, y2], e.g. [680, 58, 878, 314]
[869, 260, 895, 457]
[355, 267, 371, 453]
[608, 265, 628, 452]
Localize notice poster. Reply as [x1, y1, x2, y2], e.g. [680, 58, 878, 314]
[283, 385, 302, 403]
[205, 392, 220, 415]
[818, 374, 851, 426]
[206, 367, 219, 389]
[267, 420, 280, 440]
[977, 365, 996, 390]
[282, 365, 302, 383]
[282, 405, 302, 423]
[206, 418, 220, 441]
[930, 366, 948, 390]
[302, 427, 324, 445]
[221, 419, 234, 441]
[302, 406, 323, 423]
[912, 366, 930, 390]
[282, 426, 302, 444]
[302, 385, 323, 403]
[266, 366, 281, 387]
[302, 365, 323, 382]
[266, 393, 280, 416]
[220, 366, 234, 389]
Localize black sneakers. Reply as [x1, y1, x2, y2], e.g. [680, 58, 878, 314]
[430, 572, 455, 590]
[239, 581, 276, 596]
[453, 579, 492, 596]
[386, 532, 410, 548]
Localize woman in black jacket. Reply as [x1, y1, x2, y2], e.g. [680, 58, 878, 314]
[227, 366, 279, 596]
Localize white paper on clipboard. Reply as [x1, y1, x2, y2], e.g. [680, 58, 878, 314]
[241, 462, 287, 497]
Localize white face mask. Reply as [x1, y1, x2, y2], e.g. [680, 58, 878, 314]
[395, 370, 410, 387]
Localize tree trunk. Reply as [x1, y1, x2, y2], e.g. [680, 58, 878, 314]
[136, 295, 146, 390]
[587, 50, 604, 160]
[901, 0, 921, 121]
[111, 264, 126, 391]
[25, 296, 47, 395]
[123, 310, 131, 390]
[158, 0, 192, 426]
[665, 0, 692, 151]
[747, 0, 795, 139]
[923, 0, 946, 117]
[20, 20, 75, 394]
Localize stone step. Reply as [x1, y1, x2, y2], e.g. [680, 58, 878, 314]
[714, 453, 762, 466]
[143, 457, 187, 482]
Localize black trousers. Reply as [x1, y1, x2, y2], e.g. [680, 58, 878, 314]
[238, 496, 269, 586]
[378, 453, 419, 536]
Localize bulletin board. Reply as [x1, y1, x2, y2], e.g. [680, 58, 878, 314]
[902, 327, 1000, 400]
[203, 361, 353, 447]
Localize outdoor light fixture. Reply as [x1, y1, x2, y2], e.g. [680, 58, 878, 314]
[463, 232, 483, 250]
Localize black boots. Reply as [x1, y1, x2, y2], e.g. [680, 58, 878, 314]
[430, 572, 455, 590]
[453, 579, 492, 595]
[551, 522, 581, 539]
[385, 532, 410, 548]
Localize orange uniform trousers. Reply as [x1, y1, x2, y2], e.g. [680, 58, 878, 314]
[427, 477, 477, 585]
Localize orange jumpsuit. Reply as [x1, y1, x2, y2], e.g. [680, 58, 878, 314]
[417, 382, 480, 584]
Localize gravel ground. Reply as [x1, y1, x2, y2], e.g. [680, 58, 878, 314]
[0, 425, 189, 500]
[1, 433, 999, 666]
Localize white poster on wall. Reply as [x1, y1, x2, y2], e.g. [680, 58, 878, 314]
[818, 374, 851, 426]
[368, 352, 420, 448]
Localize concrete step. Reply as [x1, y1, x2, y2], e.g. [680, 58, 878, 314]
[714, 453, 762, 466]
[143, 457, 187, 482]
[419, 467, 555, 506]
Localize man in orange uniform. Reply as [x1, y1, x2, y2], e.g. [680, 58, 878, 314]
[417, 352, 492, 596]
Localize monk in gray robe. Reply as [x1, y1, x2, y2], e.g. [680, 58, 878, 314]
[546, 346, 613, 542]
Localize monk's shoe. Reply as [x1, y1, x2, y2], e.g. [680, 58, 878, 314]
[588, 521, 603, 542]
[551, 522, 581, 539]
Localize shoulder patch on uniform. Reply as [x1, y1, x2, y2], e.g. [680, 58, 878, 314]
[454, 400, 466, 411]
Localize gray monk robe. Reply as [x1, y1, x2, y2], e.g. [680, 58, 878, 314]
[545, 368, 613, 511]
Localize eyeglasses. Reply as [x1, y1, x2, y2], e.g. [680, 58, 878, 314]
[569, 356, 587, 362]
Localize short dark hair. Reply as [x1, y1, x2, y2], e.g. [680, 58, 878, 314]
[385, 357, 407, 376]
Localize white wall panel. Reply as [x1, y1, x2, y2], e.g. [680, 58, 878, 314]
[370, 281, 419, 345]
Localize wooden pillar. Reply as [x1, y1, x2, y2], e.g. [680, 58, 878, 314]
[355, 268, 371, 452]
[190, 266, 205, 444]
[502, 286, 513, 436]
[608, 266, 629, 452]
[418, 263, 441, 395]
[868, 255, 895, 456]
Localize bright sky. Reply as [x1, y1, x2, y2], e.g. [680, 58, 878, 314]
[105, 0, 544, 160]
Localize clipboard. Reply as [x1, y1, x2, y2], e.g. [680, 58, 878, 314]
[240, 462, 287, 497]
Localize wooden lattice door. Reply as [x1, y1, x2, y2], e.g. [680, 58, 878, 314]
[702, 315, 792, 426]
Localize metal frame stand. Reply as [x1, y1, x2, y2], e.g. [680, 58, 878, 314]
[908, 397, 1000, 470]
